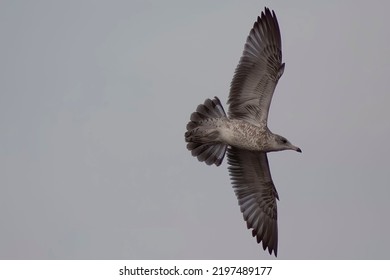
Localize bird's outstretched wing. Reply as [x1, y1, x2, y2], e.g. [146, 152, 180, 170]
[228, 8, 284, 126]
[227, 146, 279, 256]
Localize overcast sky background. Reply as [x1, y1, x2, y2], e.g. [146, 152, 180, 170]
[1, 0, 390, 259]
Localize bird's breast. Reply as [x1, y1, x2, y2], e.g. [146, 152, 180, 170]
[218, 119, 269, 151]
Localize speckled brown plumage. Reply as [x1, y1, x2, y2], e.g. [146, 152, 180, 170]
[185, 7, 301, 257]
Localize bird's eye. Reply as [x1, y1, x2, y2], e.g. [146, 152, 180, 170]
[281, 139, 287, 144]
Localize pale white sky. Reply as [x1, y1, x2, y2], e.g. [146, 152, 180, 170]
[1, 0, 390, 259]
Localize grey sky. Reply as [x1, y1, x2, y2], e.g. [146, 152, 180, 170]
[1, 0, 389, 259]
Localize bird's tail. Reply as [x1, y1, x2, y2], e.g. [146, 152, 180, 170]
[185, 97, 228, 166]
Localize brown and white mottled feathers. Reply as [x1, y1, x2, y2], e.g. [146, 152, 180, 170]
[185, 97, 228, 166]
[226, 8, 285, 257]
[227, 147, 279, 256]
[228, 7, 285, 127]
[184, 7, 301, 257]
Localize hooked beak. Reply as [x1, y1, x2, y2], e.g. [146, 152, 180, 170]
[290, 144, 302, 153]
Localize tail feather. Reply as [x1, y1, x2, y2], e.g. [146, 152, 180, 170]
[198, 98, 224, 118]
[185, 97, 228, 166]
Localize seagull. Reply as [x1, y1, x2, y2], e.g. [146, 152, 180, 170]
[185, 7, 301, 257]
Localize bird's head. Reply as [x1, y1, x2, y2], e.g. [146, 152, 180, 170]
[269, 134, 302, 153]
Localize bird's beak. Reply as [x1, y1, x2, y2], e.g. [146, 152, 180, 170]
[290, 144, 302, 153]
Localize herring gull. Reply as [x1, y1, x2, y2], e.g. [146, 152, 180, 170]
[184, 7, 301, 257]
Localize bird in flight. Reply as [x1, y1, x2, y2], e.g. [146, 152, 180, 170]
[185, 7, 301, 257]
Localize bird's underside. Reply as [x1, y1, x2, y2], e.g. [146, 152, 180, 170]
[185, 7, 301, 257]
